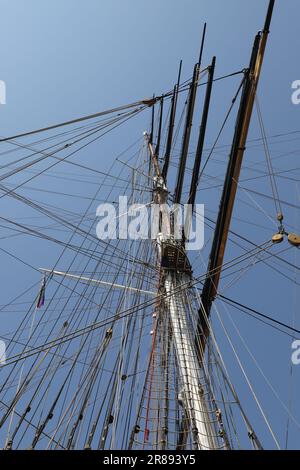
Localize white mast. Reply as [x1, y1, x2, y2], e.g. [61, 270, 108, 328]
[147, 134, 220, 450]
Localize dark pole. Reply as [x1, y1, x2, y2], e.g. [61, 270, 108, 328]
[188, 55, 216, 211]
[264, 0, 275, 33]
[197, 0, 275, 358]
[155, 97, 164, 157]
[149, 97, 155, 145]
[162, 60, 182, 181]
[198, 22, 207, 65]
[200, 33, 260, 326]
[173, 22, 207, 204]
[173, 62, 199, 204]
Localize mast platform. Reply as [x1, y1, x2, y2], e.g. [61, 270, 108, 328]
[161, 242, 192, 274]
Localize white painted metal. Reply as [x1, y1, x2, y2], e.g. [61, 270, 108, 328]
[39, 268, 155, 296]
[164, 272, 218, 449]
[152, 167, 218, 449]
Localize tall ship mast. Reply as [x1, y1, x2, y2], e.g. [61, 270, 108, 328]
[0, 0, 299, 451]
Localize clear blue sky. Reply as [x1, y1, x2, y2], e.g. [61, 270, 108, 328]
[0, 0, 300, 449]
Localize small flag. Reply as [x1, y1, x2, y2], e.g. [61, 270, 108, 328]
[36, 276, 46, 309]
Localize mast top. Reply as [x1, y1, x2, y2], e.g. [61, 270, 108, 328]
[263, 0, 275, 33]
[198, 22, 207, 66]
